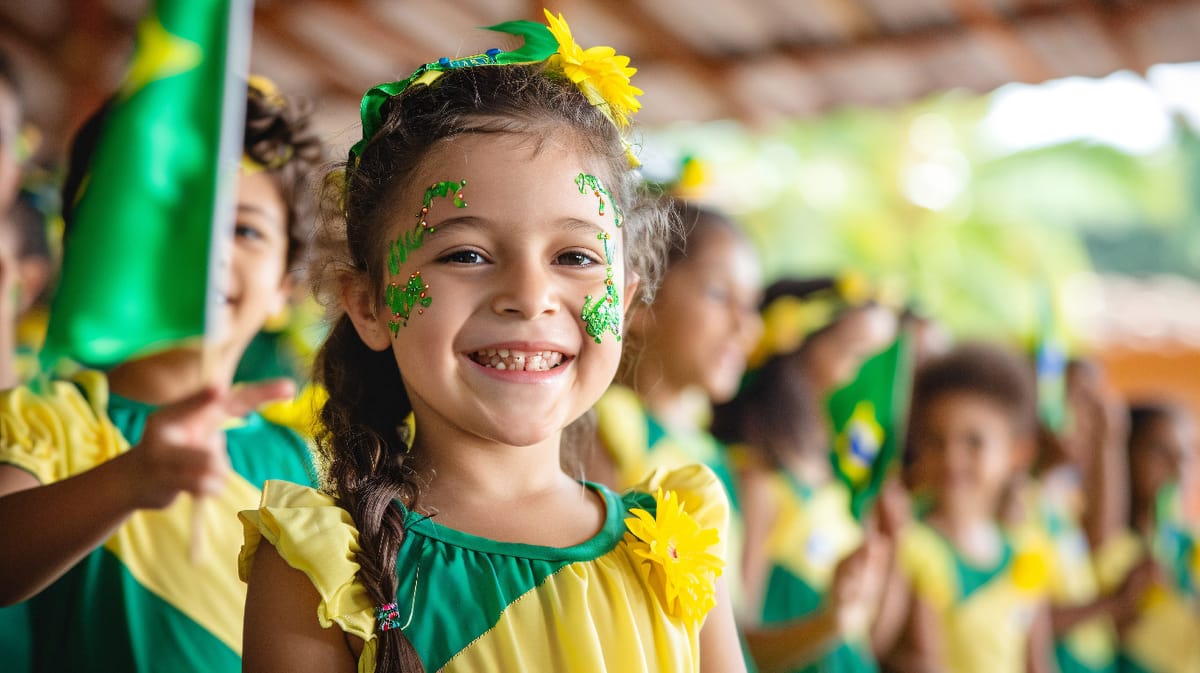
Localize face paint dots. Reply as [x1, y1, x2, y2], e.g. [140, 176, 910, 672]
[574, 173, 622, 228]
[386, 271, 432, 336]
[419, 180, 468, 235]
[383, 179, 468, 331]
[581, 232, 622, 344]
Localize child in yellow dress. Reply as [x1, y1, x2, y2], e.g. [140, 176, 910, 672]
[239, 11, 745, 673]
[891, 343, 1056, 673]
[0, 79, 323, 672]
[1105, 402, 1200, 673]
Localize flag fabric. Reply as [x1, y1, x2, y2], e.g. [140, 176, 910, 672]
[828, 330, 913, 519]
[39, 0, 252, 371]
[1034, 284, 1069, 432]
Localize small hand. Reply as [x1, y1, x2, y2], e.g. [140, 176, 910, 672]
[123, 379, 295, 510]
[830, 532, 892, 636]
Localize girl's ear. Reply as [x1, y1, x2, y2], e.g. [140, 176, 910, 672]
[341, 276, 392, 352]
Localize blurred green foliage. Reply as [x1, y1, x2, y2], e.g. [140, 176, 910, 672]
[645, 92, 1200, 344]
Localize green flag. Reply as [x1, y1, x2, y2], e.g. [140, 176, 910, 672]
[828, 330, 913, 519]
[40, 0, 252, 370]
[1034, 284, 1069, 432]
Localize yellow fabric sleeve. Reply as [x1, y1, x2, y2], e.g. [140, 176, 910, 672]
[0, 371, 129, 484]
[238, 479, 377, 665]
[629, 463, 731, 564]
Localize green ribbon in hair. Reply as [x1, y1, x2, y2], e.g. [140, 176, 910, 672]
[349, 20, 559, 165]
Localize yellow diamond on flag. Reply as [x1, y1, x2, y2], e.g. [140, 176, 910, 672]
[120, 13, 203, 99]
[835, 400, 884, 485]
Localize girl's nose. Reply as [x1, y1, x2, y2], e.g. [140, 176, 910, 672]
[734, 303, 764, 354]
[490, 258, 560, 319]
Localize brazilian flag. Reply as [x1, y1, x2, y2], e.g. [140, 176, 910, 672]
[1034, 284, 1069, 432]
[40, 0, 252, 370]
[828, 330, 913, 519]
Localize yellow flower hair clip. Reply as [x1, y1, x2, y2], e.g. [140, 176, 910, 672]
[543, 10, 643, 129]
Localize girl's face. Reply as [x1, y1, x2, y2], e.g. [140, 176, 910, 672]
[217, 170, 292, 364]
[631, 227, 762, 404]
[914, 392, 1020, 515]
[1130, 412, 1196, 504]
[348, 132, 635, 449]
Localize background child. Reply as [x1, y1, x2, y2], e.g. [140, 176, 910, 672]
[712, 292, 900, 673]
[890, 343, 1056, 673]
[0, 80, 322, 672]
[239, 13, 745, 673]
[590, 200, 762, 492]
[1017, 359, 1147, 673]
[1105, 401, 1200, 673]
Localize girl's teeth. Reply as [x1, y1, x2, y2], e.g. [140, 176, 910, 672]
[473, 348, 564, 371]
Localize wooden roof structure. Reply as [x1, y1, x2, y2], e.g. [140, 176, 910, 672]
[3, 0, 1200, 158]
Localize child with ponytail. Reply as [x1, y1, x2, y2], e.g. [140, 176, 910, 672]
[240, 11, 745, 673]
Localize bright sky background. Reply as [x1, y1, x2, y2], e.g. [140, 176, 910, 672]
[979, 61, 1200, 155]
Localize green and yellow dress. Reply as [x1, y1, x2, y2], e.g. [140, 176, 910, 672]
[899, 521, 1050, 673]
[1098, 487, 1200, 673]
[1028, 482, 1118, 673]
[239, 464, 729, 673]
[758, 472, 875, 673]
[0, 371, 316, 673]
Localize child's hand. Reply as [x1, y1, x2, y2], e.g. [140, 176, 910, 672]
[1111, 556, 1162, 626]
[875, 477, 912, 539]
[829, 532, 892, 637]
[122, 379, 296, 510]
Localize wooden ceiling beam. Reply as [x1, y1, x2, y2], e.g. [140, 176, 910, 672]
[601, 0, 745, 120]
[250, 4, 372, 102]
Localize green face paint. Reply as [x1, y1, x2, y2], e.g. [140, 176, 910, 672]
[383, 179, 468, 331]
[574, 173, 624, 343]
[386, 271, 433, 335]
[574, 173, 622, 228]
[581, 232, 622, 344]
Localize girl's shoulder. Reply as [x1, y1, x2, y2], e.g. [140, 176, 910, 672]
[238, 480, 376, 643]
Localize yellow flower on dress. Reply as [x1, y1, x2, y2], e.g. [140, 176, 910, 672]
[625, 488, 724, 624]
[1010, 546, 1051, 595]
[543, 9, 643, 128]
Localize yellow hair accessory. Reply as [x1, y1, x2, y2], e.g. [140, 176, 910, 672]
[543, 10, 643, 130]
[676, 156, 708, 195]
[240, 145, 295, 175]
[248, 74, 286, 108]
[748, 294, 836, 369]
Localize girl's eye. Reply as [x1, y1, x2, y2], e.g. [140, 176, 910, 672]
[439, 249, 488, 265]
[235, 223, 264, 241]
[703, 284, 729, 302]
[555, 250, 601, 266]
[966, 432, 985, 452]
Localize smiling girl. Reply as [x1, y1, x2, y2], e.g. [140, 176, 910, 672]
[239, 12, 745, 673]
